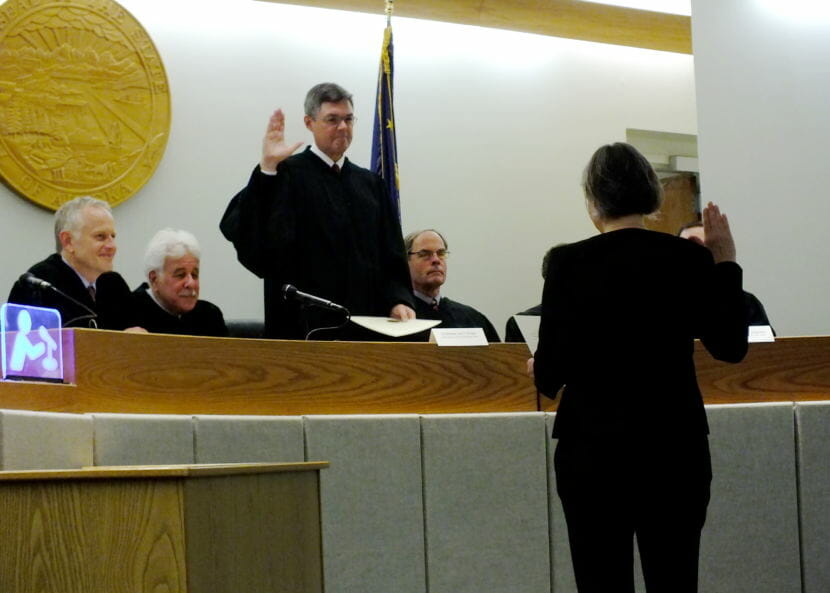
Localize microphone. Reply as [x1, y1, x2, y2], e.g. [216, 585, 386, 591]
[282, 284, 348, 313]
[19, 272, 99, 328]
[20, 272, 51, 290]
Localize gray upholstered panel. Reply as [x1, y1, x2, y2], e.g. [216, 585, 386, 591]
[193, 414, 303, 463]
[701, 403, 801, 593]
[422, 413, 550, 593]
[0, 409, 92, 470]
[304, 414, 426, 593]
[91, 413, 194, 466]
[795, 401, 830, 593]
[545, 412, 577, 593]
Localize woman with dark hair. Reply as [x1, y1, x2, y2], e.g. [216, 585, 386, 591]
[532, 142, 748, 593]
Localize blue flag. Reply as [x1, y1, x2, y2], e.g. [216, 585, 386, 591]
[371, 25, 400, 220]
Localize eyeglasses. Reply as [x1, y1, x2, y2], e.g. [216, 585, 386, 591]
[316, 115, 356, 127]
[408, 249, 449, 260]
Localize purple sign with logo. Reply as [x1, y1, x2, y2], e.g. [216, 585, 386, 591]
[1, 303, 63, 382]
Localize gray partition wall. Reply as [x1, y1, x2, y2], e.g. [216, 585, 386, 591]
[0, 409, 92, 470]
[795, 401, 830, 593]
[702, 403, 801, 593]
[91, 413, 195, 466]
[193, 414, 304, 464]
[421, 413, 551, 593]
[304, 414, 427, 593]
[2, 402, 826, 593]
[544, 413, 576, 593]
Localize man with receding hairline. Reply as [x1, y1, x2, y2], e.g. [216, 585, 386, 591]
[404, 228, 500, 342]
[8, 196, 136, 329]
[221, 82, 414, 339]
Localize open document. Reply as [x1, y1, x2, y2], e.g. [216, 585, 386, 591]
[350, 316, 441, 338]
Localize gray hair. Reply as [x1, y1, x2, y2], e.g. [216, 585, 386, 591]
[304, 82, 353, 118]
[582, 142, 663, 219]
[54, 196, 112, 252]
[143, 228, 201, 279]
[404, 229, 449, 253]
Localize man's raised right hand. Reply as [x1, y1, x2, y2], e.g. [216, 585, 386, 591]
[259, 109, 304, 173]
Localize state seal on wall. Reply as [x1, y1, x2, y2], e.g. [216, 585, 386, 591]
[0, 0, 171, 210]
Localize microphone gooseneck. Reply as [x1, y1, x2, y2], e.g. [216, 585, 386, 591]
[20, 272, 99, 328]
[282, 284, 348, 313]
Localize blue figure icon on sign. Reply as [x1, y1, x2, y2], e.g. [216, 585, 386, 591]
[1, 303, 64, 382]
[9, 310, 46, 372]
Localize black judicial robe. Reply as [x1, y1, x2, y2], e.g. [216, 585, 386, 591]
[410, 296, 501, 343]
[7, 253, 135, 330]
[220, 148, 413, 339]
[130, 284, 228, 338]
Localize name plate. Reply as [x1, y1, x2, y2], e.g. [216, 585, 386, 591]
[1, 303, 64, 382]
[748, 325, 775, 343]
[429, 327, 489, 346]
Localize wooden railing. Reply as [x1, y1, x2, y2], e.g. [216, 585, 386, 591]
[1, 330, 828, 415]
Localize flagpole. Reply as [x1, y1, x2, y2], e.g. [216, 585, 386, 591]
[373, 0, 400, 219]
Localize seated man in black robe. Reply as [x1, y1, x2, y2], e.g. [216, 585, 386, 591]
[678, 221, 774, 332]
[220, 82, 414, 339]
[404, 229, 500, 342]
[131, 229, 227, 337]
[7, 196, 136, 330]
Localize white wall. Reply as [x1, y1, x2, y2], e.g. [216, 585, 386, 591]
[0, 0, 697, 338]
[692, 0, 830, 336]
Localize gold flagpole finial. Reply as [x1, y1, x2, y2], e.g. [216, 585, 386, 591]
[385, 0, 394, 26]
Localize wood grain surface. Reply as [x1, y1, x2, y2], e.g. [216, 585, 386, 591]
[262, 0, 692, 54]
[1, 330, 828, 416]
[0, 463, 325, 593]
[184, 471, 323, 593]
[0, 478, 187, 593]
[0, 329, 538, 414]
[0, 462, 329, 481]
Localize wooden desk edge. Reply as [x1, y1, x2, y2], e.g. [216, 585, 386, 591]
[0, 461, 329, 481]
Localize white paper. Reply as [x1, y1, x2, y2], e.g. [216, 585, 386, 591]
[350, 315, 441, 338]
[513, 315, 541, 354]
[748, 325, 775, 343]
[429, 327, 489, 346]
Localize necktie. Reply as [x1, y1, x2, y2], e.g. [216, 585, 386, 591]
[332, 163, 340, 174]
[87, 284, 96, 302]
[431, 299, 439, 311]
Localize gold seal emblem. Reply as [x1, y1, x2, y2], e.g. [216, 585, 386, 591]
[0, 0, 170, 210]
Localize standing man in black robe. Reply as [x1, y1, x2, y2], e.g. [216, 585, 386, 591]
[221, 82, 415, 339]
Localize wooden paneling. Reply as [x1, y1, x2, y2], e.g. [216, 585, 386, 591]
[184, 471, 323, 593]
[1, 331, 829, 416]
[0, 329, 538, 415]
[261, 0, 692, 54]
[541, 336, 830, 411]
[694, 336, 830, 404]
[0, 478, 187, 593]
[0, 463, 325, 593]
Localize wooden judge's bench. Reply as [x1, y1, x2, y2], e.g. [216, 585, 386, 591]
[0, 329, 828, 415]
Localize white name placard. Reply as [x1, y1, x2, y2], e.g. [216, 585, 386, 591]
[429, 327, 489, 346]
[748, 325, 775, 343]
